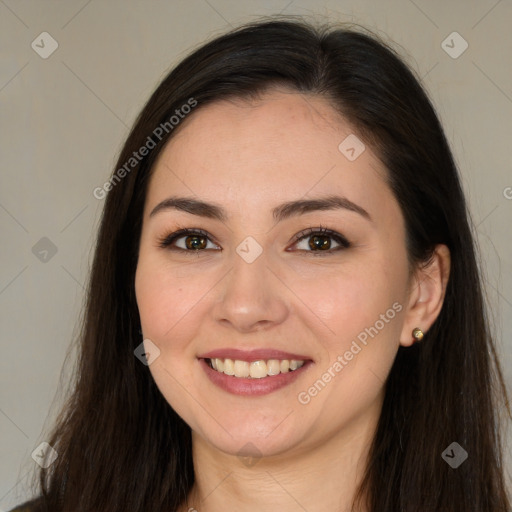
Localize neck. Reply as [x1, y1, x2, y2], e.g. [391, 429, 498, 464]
[180, 394, 382, 512]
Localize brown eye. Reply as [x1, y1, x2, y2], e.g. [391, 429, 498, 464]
[184, 234, 208, 250]
[158, 228, 219, 253]
[291, 226, 350, 254]
[308, 234, 333, 251]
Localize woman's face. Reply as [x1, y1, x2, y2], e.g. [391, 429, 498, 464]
[135, 89, 414, 459]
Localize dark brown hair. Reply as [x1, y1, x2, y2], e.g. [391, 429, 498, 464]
[25, 16, 510, 512]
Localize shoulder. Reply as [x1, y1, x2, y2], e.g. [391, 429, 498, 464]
[8, 496, 45, 512]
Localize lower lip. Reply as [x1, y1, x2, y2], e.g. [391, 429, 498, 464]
[199, 358, 312, 396]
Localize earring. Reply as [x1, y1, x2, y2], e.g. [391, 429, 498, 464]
[412, 327, 424, 342]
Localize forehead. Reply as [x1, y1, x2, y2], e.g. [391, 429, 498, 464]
[145, 89, 393, 221]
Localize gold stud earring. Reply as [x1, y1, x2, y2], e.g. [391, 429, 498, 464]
[412, 327, 424, 342]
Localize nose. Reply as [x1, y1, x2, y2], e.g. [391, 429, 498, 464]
[211, 245, 289, 333]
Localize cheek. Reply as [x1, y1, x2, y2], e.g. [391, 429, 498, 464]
[135, 254, 207, 341]
[296, 267, 405, 427]
[292, 251, 409, 410]
[291, 259, 406, 346]
[135, 257, 205, 420]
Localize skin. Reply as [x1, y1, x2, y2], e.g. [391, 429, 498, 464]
[134, 88, 450, 512]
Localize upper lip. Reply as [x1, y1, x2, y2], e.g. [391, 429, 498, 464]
[198, 348, 312, 362]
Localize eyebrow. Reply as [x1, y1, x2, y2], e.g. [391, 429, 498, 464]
[149, 194, 371, 222]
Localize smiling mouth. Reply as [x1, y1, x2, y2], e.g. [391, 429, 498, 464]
[205, 357, 305, 379]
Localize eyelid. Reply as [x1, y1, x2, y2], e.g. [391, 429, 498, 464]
[290, 226, 350, 250]
[157, 225, 351, 254]
[157, 227, 219, 250]
[287, 226, 352, 257]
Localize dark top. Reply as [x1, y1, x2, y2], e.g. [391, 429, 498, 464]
[8, 497, 44, 512]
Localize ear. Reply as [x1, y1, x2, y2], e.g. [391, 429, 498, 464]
[399, 244, 451, 347]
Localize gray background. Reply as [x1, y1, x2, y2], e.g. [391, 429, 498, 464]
[1, 0, 511, 508]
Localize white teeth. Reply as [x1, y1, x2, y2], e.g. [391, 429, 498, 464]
[249, 360, 267, 378]
[223, 358, 235, 375]
[267, 359, 281, 376]
[290, 360, 299, 370]
[208, 357, 305, 378]
[234, 360, 250, 378]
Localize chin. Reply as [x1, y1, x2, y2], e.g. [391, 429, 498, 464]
[191, 415, 307, 460]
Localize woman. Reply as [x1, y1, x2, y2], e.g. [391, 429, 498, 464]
[12, 17, 511, 512]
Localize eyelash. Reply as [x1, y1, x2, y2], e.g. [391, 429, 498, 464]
[157, 225, 351, 256]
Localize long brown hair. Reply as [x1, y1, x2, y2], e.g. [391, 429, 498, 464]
[27, 16, 510, 512]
